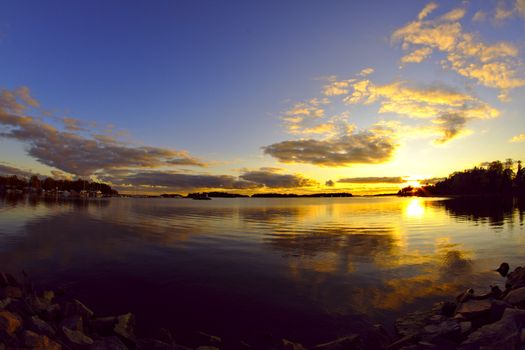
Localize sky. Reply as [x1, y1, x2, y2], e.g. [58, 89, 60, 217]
[0, 0, 524, 195]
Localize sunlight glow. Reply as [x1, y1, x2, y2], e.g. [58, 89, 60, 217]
[405, 198, 425, 218]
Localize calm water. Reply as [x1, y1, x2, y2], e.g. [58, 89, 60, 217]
[0, 195, 524, 346]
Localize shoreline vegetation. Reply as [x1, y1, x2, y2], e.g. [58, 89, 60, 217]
[398, 159, 525, 198]
[4, 263, 525, 350]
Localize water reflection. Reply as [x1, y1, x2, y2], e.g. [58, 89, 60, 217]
[0, 195, 523, 346]
[432, 196, 525, 228]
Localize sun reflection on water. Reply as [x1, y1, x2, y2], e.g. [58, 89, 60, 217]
[405, 198, 425, 218]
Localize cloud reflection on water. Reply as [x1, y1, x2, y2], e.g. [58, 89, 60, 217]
[0, 195, 523, 342]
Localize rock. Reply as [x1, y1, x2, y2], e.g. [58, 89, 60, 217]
[459, 321, 472, 335]
[61, 315, 84, 332]
[421, 319, 461, 342]
[456, 289, 475, 304]
[458, 308, 525, 350]
[0, 310, 22, 335]
[43, 303, 62, 322]
[4, 298, 33, 318]
[89, 336, 129, 350]
[455, 299, 492, 319]
[157, 327, 174, 344]
[400, 338, 457, 349]
[506, 266, 525, 290]
[432, 301, 457, 317]
[89, 316, 118, 336]
[504, 286, 525, 307]
[387, 334, 418, 350]
[63, 299, 94, 320]
[0, 273, 17, 287]
[137, 338, 192, 350]
[362, 324, 391, 350]
[197, 331, 221, 345]
[395, 310, 435, 337]
[314, 334, 363, 350]
[41, 290, 55, 305]
[427, 315, 447, 324]
[489, 300, 510, 322]
[497, 263, 510, 277]
[1, 286, 22, 299]
[62, 326, 94, 346]
[114, 313, 135, 340]
[137, 339, 170, 350]
[282, 338, 307, 350]
[27, 294, 50, 312]
[0, 298, 11, 309]
[23, 329, 62, 350]
[27, 315, 56, 335]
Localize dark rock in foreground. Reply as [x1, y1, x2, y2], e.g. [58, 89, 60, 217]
[4, 264, 525, 349]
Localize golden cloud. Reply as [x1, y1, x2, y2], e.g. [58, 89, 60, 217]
[392, 3, 525, 98]
[510, 133, 525, 142]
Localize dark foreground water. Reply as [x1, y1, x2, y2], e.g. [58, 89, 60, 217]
[0, 195, 524, 346]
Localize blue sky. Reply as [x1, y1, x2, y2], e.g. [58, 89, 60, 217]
[1, 0, 524, 194]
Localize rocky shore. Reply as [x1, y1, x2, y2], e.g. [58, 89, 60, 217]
[2, 265, 525, 350]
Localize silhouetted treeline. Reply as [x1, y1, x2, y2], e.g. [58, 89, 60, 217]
[251, 192, 353, 198]
[398, 159, 525, 197]
[0, 174, 118, 196]
[160, 193, 184, 198]
[207, 191, 249, 198]
[186, 192, 248, 198]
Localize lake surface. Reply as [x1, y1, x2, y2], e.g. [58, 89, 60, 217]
[0, 195, 524, 346]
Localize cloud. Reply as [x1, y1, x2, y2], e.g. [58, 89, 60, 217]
[494, 3, 514, 22]
[337, 176, 405, 184]
[0, 163, 33, 178]
[400, 47, 433, 64]
[418, 2, 438, 20]
[0, 87, 206, 176]
[358, 67, 375, 77]
[325, 180, 335, 187]
[105, 168, 318, 191]
[510, 133, 525, 142]
[343, 79, 498, 143]
[322, 80, 352, 96]
[418, 177, 445, 185]
[432, 113, 469, 144]
[392, 3, 525, 98]
[14, 87, 39, 108]
[50, 170, 73, 180]
[62, 117, 88, 132]
[472, 10, 487, 22]
[239, 168, 318, 188]
[108, 171, 257, 190]
[263, 130, 397, 166]
[282, 98, 329, 135]
[519, 0, 525, 17]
